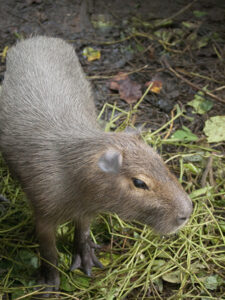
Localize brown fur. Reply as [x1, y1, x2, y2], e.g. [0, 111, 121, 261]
[0, 36, 192, 290]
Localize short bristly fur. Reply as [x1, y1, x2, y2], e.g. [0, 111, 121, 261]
[0, 36, 192, 292]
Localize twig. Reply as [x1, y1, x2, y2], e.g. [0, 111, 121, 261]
[122, 236, 127, 249]
[170, 0, 198, 21]
[69, 34, 134, 45]
[213, 85, 225, 92]
[176, 68, 223, 84]
[163, 108, 175, 139]
[162, 57, 225, 104]
[201, 156, 213, 188]
[88, 65, 149, 80]
[158, 0, 198, 26]
[209, 165, 215, 187]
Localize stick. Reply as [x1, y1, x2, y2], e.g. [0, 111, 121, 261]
[162, 57, 225, 104]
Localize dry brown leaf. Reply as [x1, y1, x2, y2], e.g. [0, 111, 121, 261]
[109, 72, 142, 104]
[145, 80, 163, 94]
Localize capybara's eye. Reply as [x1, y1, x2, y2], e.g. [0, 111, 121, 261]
[132, 178, 149, 190]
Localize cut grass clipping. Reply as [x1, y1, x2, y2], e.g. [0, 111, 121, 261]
[0, 100, 224, 299]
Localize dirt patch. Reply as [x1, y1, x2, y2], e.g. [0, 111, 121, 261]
[1, 1, 225, 126]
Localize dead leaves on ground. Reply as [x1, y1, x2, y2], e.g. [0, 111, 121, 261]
[145, 80, 163, 94]
[109, 72, 163, 104]
[109, 72, 142, 104]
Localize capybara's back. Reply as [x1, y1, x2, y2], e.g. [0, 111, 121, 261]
[0, 36, 99, 191]
[0, 36, 97, 139]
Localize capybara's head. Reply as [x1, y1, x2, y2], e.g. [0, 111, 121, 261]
[81, 133, 192, 234]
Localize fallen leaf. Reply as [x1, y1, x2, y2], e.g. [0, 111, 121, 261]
[188, 91, 213, 114]
[201, 275, 224, 291]
[162, 270, 182, 283]
[119, 80, 142, 104]
[171, 126, 198, 142]
[82, 47, 101, 62]
[109, 72, 142, 104]
[91, 14, 114, 33]
[203, 116, 225, 143]
[190, 186, 212, 198]
[109, 81, 120, 90]
[145, 80, 163, 94]
[153, 278, 163, 293]
[60, 274, 77, 291]
[145, 72, 179, 99]
[151, 259, 166, 272]
[190, 262, 206, 273]
[183, 152, 204, 162]
[183, 163, 201, 175]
